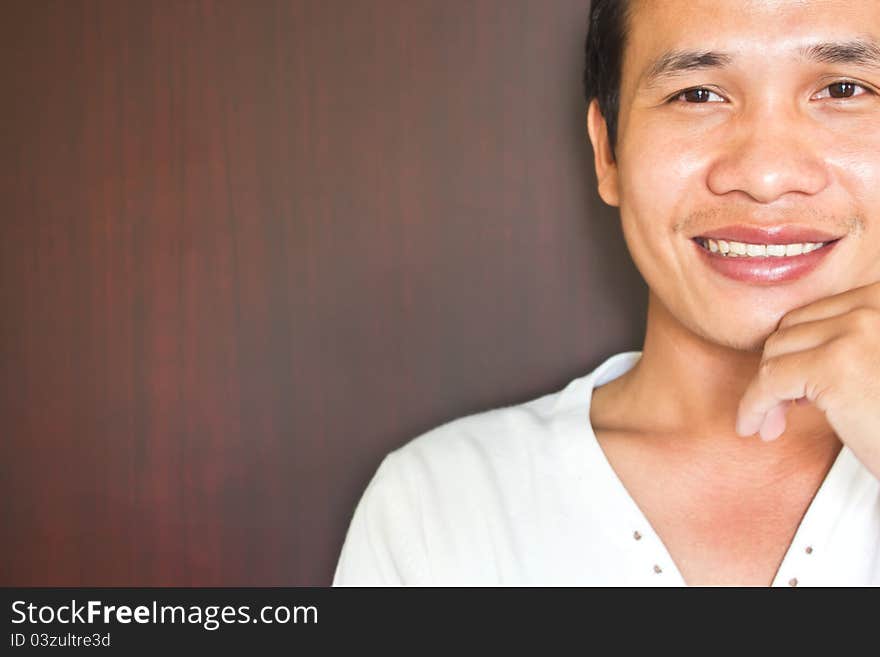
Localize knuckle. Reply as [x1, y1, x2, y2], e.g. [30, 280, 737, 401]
[806, 379, 831, 407]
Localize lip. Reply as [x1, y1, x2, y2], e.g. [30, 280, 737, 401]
[692, 237, 842, 285]
[693, 224, 844, 244]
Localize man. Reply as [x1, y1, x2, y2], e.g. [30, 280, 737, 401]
[334, 0, 880, 586]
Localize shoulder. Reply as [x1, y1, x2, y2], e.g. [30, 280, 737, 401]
[387, 383, 577, 486]
[334, 353, 640, 585]
[368, 352, 640, 500]
[381, 351, 643, 490]
[333, 386, 582, 584]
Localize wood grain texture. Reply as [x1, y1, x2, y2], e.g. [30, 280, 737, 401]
[0, 0, 646, 585]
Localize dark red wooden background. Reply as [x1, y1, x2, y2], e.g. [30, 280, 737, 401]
[0, 0, 645, 585]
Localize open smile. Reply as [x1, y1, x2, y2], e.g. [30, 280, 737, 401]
[691, 236, 843, 285]
[693, 236, 840, 258]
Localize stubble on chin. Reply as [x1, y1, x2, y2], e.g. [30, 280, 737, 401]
[714, 333, 767, 355]
[686, 312, 773, 355]
[649, 292, 772, 356]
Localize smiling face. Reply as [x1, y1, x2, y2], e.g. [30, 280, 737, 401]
[587, 0, 880, 352]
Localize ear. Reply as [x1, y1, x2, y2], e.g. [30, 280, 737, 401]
[586, 99, 620, 207]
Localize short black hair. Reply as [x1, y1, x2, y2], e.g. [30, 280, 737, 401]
[583, 0, 631, 161]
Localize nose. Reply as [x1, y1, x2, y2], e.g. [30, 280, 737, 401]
[706, 105, 830, 204]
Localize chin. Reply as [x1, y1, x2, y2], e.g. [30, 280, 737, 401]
[694, 317, 776, 354]
[713, 333, 767, 354]
[652, 291, 786, 355]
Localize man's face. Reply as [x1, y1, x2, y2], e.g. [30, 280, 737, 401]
[591, 0, 880, 352]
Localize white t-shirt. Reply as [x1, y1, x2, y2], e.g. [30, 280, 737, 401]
[333, 351, 880, 586]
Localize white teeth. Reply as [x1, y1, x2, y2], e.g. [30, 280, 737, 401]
[746, 244, 766, 257]
[699, 238, 828, 257]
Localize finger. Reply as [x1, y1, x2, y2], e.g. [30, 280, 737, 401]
[754, 385, 828, 439]
[758, 402, 789, 442]
[778, 282, 880, 330]
[735, 349, 829, 438]
[762, 316, 846, 360]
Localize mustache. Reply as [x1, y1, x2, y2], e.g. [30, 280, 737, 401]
[673, 207, 866, 237]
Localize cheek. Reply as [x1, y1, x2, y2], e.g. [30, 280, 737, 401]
[825, 140, 880, 283]
[827, 129, 880, 198]
[616, 135, 708, 272]
[618, 124, 710, 221]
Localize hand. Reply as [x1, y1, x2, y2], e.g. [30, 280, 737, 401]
[735, 282, 880, 478]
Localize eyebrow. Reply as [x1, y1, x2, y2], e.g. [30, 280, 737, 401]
[640, 37, 880, 90]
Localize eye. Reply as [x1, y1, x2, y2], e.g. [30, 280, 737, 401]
[812, 81, 872, 100]
[669, 87, 725, 104]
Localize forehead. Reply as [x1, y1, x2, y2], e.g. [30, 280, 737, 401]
[623, 0, 880, 86]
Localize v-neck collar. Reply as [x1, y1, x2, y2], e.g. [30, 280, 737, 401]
[573, 351, 857, 587]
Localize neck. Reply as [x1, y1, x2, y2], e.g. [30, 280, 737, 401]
[595, 291, 841, 468]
